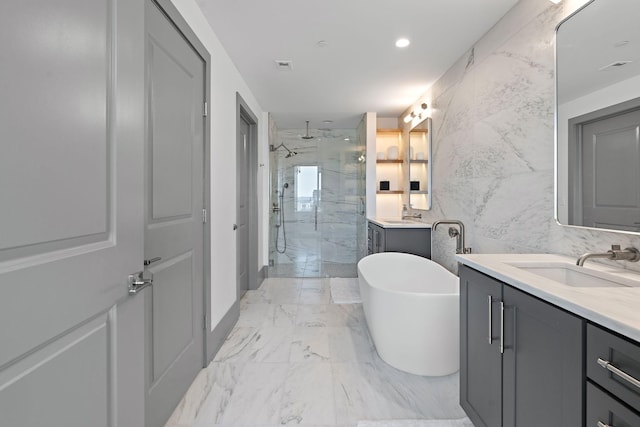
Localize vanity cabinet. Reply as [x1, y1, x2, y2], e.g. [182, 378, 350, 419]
[460, 265, 583, 427]
[367, 221, 430, 258]
[586, 323, 640, 426]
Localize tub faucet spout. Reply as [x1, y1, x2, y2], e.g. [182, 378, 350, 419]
[432, 219, 471, 254]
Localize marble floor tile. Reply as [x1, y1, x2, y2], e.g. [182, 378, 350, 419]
[302, 277, 330, 290]
[327, 326, 375, 363]
[332, 360, 465, 426]
[241, 288, 271, 305]
[290, 326, 331, 362]
[213, 327, 259, 363]
[210, 362, 289, 426]
[248, 326, 293, 363]
[167, 276, 466, 427]
[271, 304, 299, 327]
[237, 303, 275, 327]
[280, 363, 336, 425]
[190, 362, 244, 426]
[299, 286, 331, 304]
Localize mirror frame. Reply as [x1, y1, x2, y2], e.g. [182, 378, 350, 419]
[408, 117, 432, 211]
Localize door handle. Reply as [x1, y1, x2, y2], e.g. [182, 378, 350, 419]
[128, 271, 153, 295]
[488, 295, 493, 344]
[499, 301, 505, 354]
[144, 257, 161, 266]
[233, 224, 238, 230]
[597, 357, 640, 389]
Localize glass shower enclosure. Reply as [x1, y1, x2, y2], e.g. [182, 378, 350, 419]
[269, 126, 366, 277]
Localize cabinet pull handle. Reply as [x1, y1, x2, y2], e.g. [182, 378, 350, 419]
[499, 301, 505, 354]
[488, 295, 493, 344]
[597, 421, 612, 427]
[597, 357, 640, 389]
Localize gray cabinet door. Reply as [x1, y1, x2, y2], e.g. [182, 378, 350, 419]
[369, 223, 385, 254]
[460, 266, 503, 427]
[502, 286, 583, 427]
[0, 0, 145, 425]
[145, 1, 205, 426]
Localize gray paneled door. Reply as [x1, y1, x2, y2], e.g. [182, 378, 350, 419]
[236, 117, 250, 297]
[145, 2, 205, 426]
[581, 109, 640, 230]
[0, 0, 145, 426]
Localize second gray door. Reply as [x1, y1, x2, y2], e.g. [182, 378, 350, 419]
[236, 116, 250, 297]
[145, 1, 205, 425]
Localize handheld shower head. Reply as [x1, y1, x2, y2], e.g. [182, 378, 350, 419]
[273, 142, 298, 158]
[283, 183, 289, 189]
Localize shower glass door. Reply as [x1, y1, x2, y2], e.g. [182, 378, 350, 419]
[269, 126, 363, 277]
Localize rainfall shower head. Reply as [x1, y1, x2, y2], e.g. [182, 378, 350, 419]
[301, 121, 314, 140]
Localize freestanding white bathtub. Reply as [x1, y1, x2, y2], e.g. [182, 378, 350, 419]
[357, 252, 459, 376]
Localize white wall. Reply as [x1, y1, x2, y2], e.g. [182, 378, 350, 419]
[169, 0, 267, 327]
[406, 0, 640, 273]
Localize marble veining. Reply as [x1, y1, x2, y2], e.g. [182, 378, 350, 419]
[166, 278, 467, 427]
[410, 0, 640, 276]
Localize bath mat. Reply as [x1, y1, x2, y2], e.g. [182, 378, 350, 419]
[330, 278, 361, 304]
[356, 418, 474, 427]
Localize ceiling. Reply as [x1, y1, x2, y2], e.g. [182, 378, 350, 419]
[195, 0, 520, 129]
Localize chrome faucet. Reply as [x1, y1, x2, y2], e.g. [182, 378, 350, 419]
[402, 212, 422, 219]
[401, 204, 422, 220]
[576, 245, 640, 266]
[432, 219, 471, 254]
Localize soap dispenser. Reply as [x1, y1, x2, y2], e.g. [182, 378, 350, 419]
[402, 204, 408, 219]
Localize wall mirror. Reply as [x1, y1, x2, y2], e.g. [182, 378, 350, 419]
[556, 0, 640, 233]
[408, 117, 432, 210]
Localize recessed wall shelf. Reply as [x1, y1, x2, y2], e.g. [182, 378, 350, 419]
[377, 159, 403, 164]
[409, 160, 429, 164]
[377, 190, 404, 194]
[410, 190, 429, 195]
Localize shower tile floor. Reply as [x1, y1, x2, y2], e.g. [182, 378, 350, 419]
[165, 278, 466, 427]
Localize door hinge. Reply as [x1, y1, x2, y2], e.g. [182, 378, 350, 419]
[203, 315, 207, 330]
[203, 101, 208, 117]
[202, 208, 207, 224]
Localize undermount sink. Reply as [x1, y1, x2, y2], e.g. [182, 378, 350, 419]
[505, 261, 640, 288]
[383, 220, 419, 224]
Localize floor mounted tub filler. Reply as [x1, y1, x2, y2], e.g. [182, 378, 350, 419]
[357, 252, 460, 376]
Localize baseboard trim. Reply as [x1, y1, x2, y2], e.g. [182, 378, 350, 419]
[258, 265, 267, 287]
[205, 300, 239, 364]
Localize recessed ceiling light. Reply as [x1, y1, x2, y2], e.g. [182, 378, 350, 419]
[548, 0, 561, 3]
[317, 40, 328, 48]
[323, 120, 333, 124]
[274, 60, 293, 71]
[395, 38, 410, 48]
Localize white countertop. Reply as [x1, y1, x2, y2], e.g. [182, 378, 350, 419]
[456, 253, 640, 343]
[368, 218, 431, 229]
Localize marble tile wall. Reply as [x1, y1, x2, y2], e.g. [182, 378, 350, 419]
[411, 0, 640, 273]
